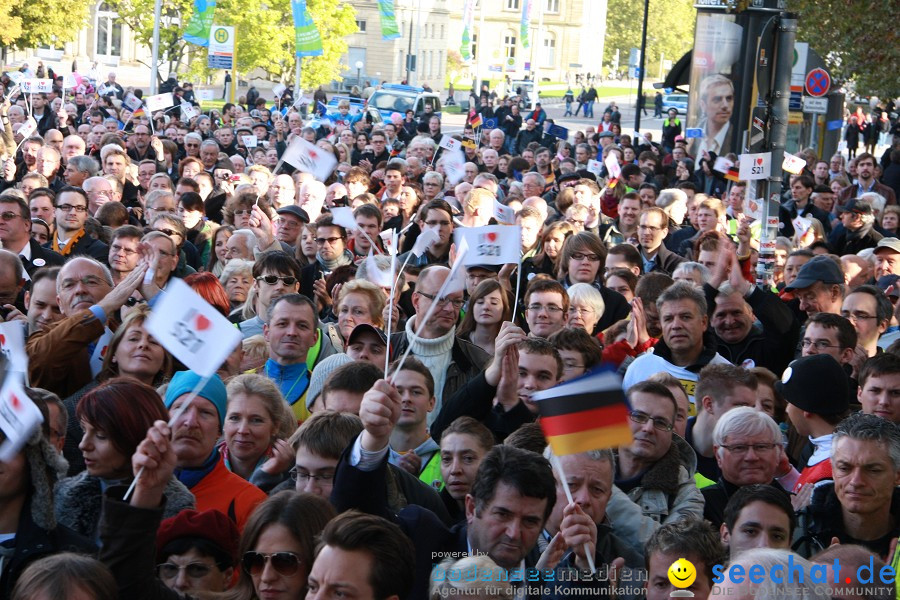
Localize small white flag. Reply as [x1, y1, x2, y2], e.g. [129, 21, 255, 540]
[7, 72, 24, 85]
[0, 375, 43, 461]
[738, 152, 772, 181]
[365, 251, 394, 288]
[442, 237, 469, 296]
[89, 328, 114, 378]
[411, 228, 440, 257]
[144, 92, 175, 113]
[782, 152, 806, 175]
[330, 206, 359, 231]
[493, 199, 516, 224]
[17, 117, 37, 139]
[145, 279, 243, 378]
[198, 89, 215, 102]
[454, 225, 521, 266]
[280, 137, 338, 182]
[442, 148, 466, 185]
[242, 135, 258, 148]
[713, 156, 735, 174]
[586, 159, 603, 177]
[22, 79, 53, 94]
[439, 135, 461, 152]
[379, 229, 398, 256]
[272, 83, 287, 98]
[123, 93, 143, 112]
[181, 102, 199, 121]
[62, 73, 83, 90]
[792, 215, 813, 237]
[604, 153, 622, 179]
[0, 322, 28, 374]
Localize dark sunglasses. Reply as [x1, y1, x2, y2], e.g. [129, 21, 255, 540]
[256, 275, 298, 286]
[241, 551, 302, 576]
[125, 297, 147, 307]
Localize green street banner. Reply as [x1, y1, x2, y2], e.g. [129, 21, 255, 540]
[291, 0, 323, 58]
[183, 0, 216, 46]
[377, 0, 401, 41]
[460, 0, 476, 62]
[520, 0, 532, 49]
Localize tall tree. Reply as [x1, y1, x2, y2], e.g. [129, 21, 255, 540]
[788, 0, 899, 99]
[603, 0, 696, 79]
[0, 0, 90, 58]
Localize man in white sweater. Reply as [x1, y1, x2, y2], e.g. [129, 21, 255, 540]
[389, 265, 490, 426]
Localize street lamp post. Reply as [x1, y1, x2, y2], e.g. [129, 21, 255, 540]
[355, 60, 364, 90]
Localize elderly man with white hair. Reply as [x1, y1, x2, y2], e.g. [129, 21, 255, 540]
[656, 188, 689, 231]
[298, 180, 327, 220]
[702, 407, 795, 529]
[709, 548, 832, 600]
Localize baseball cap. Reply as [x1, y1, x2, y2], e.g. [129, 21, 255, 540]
[836, 198, 873, 215]
[775, 355, 849, 415]
[346, 323, 388, 347]
[466, 264, 502, 273]
[598, 131, 614, 138]
[875, 237, 900, 255]
[276, 205, 310, 223]
[784, 256, 844, 291]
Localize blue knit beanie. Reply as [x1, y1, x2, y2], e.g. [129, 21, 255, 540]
[164, 371, 228, 429]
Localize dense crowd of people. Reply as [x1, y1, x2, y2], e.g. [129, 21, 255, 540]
[0, 67, 899, 599]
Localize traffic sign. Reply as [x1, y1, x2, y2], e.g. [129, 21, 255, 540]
[805, 68, 830, 97]
[802, 97, 828, 114]
[208, 25, 235, 71]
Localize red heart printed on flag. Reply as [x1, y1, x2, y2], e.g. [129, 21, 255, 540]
[309, 150, 318, 159]
[10, 393, 20, 410]
[0, 334, 5, 346]
[487, 233, 497, 242]
[195, 314, 211, 331]
[100, 346, 108, 357]
[756, 158, 763, 166]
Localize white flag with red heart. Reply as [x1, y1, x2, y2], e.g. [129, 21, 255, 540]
[782, 152, 806, 176]
[454, 225, 521, 266]
[738, 152, 772, 181]
[329, 206, 359, 231]
[0, 374, 43, 461]
[145, 279, 242, 378]
[281, 136, 338, 182]
[0, 322, 28, 375]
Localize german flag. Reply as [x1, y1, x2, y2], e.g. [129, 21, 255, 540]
[469, 113, 483, 129]
[725, 167, 740, 182]
[533, 370, 632, 456]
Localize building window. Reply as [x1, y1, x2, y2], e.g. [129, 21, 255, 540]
[96, 2, 122, 58]
[542, 33, 556, 66]
[505, 0, 520, 10]
[356, 20, 366, 32]
[546, 0, 560, 13]
[472, 33, 478, 60]
[503, 31, 516, 59]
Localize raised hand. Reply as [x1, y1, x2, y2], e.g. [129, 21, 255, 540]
[359, 379, 402, 451]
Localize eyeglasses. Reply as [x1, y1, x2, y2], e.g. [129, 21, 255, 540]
[0, 211, 24, 221]
[234, 209, 253, 217]
[629, 410, 674, 432]
[841, 311, 879, 323]
[56, 204, 88, 213]
[125, 296, 147, 307]
[800, 339, 842, 350]
[570, 252, 601, 262]
[417, 291, 465, 310]
[289, 466, 334, 485]
[638, 224, 664, 232]
[157, 562, 213, 580]
[257, 275, 298, 286]
[720, 443, 779, 455]
[316, 236, 343, 246]
[526, 304, 564, 314]
[568, 306, 595, 316]
[241, 551, 303, 577]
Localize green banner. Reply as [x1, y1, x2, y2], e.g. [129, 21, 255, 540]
[183, 0, 216, 46]
[378, 0, 401, 41]
[291, 0, 323, 57]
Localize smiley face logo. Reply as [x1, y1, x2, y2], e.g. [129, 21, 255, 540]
[667, 558, 696, 589]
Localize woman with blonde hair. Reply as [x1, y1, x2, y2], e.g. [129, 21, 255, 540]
[221, 374, 297, 487]
[334, 279, 387, 341]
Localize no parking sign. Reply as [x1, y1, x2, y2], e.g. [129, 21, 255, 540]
[805, 68, 830, 97]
